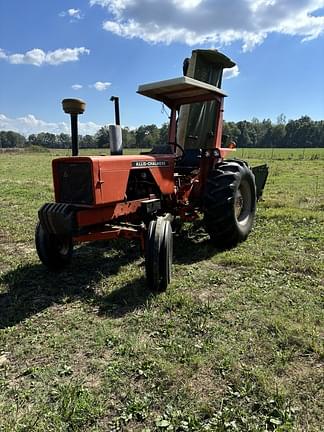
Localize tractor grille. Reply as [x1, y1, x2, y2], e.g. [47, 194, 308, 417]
[57, 162, 93, 205]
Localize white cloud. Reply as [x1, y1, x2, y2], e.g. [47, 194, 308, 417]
[0, 113, 102, 136]
[59, 8, 83, 20]
[90, 1, 110, 7]
[9, 49, 46, 66]
[71, 81, 113, 91]
[68, 8, 82, 19]
[0, 47, 90, 66]
[223, 65, 240, 80]
[0, 49, 7, 59]
[90, 0, 324, 50]
[91, 81, 112, 91]
[173, 0, 203, 9]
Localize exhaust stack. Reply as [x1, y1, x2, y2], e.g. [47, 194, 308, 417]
[109, 96, 123, 155]
[62, 98, 86, 156]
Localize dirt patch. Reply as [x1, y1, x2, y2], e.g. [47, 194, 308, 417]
[186, 365, 226, 403]
[278, 356, 324, 430]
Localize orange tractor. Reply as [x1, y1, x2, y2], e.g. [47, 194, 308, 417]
[36, 50, 268, 291]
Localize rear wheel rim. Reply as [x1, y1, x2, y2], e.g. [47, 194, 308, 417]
[234, 179, 252, 227]
[234, 189, 244, 219]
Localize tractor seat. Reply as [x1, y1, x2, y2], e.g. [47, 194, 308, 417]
[140, 146, 200, 175]
[175, 148, 200, 174]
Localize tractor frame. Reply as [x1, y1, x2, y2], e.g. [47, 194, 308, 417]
[36, 51, 268, 291]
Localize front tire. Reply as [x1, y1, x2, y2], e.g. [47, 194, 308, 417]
[203, 160, 256, 249]
[145, 218, 173, 292]
[35, 222, 73, 270]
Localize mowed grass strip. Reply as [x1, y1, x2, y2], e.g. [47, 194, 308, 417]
[0, 149, 323, 431]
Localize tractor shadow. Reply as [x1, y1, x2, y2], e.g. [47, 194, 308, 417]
[0, 239, 152, 328]
[173, 225, 222, 265]
[0, 227, 220, 328]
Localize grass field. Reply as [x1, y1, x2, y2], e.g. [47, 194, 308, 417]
[0, 148, 323, 431]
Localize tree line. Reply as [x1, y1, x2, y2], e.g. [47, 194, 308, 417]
[1, 115, 323, 149]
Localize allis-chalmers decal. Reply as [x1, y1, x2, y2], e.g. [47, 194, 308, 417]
[132, 160, 169, 168]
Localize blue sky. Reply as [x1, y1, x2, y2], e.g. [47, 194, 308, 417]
[0, 0, 323, 136]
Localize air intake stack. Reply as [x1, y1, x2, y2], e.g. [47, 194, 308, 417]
[109, 96, 123, 155]
[62, 98, 86, 156]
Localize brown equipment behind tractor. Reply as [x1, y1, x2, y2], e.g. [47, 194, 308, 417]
[36, 49, 268, 292]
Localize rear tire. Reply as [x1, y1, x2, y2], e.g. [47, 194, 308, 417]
[145, 218, 173, 292]
[203, 160, 256, 249]
[35, 222, 73, 270]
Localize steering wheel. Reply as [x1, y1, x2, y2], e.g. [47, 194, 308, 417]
[173, 142, 185, 160]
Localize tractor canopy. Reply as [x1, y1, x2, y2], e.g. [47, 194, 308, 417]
[179, 49, 236, 150]
[137, 76, 227, 109]
[138, 49, 237, 151]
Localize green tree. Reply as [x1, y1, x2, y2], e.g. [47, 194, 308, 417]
[236, 121, 253, 147]
[159, 123, 169, 145]
[136, 124, 160, 148]
[95, 126, 110, 149]
[0, 131, 25, 148]
[27, 134, 38, 146]
[270, 124, 286, 147]
[122, 127, 136, 148]
[34, 132, 57, 148]
[79, 135, 95, 148]
[57, 133, 71, 149]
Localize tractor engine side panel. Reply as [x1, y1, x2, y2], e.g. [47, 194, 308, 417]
[98, 155, 175, 204]
[98, 164, 129, 203]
